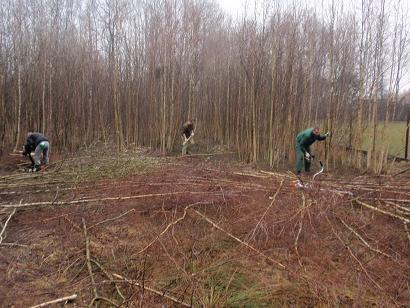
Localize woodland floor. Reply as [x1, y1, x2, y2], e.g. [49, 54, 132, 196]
[0, 147, 409, 307]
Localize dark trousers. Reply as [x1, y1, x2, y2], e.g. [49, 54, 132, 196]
[295, 146, 311, 174]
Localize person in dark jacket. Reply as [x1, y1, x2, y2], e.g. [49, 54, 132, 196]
[22, 132, 50, 172]
[295, 127, 329, 175]
[181, 120, 195, 155]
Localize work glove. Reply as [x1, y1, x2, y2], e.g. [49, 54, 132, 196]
[324, 131, 331, 137]
[304, 152, 311, 160]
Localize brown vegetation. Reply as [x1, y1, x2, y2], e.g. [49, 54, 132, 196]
[1, 148, 409, 306]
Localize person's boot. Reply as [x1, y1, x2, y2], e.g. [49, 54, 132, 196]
[30, 165, 41, 172]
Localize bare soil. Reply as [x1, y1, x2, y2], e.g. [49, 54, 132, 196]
[0, 149, 409, 307]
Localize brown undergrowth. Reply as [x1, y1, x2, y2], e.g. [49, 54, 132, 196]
[0, 148, 409, 307]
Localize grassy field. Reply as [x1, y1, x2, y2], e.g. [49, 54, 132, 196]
[361, 121, 408, 158]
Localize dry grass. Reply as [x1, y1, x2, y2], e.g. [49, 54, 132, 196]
[0, 147, 409, 307]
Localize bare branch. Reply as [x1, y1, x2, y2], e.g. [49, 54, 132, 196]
[29, 294, 77, 308]
[191, 208, 286, 270]
[0, 208, 17, 244]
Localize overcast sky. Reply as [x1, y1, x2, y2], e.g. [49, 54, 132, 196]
[215, 0, 410, 93]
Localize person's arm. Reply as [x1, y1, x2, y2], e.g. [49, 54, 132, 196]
[315, 131, 331, 141]
[23, 144, 35, 167]
[184, 133, 194, 145]
[22, 135, 34, 156]
[28, 152, 35, 166]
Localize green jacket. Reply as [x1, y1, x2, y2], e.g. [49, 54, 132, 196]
[296, 128, 326, 153]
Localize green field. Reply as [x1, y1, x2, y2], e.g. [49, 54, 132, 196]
[361, 121, 408, 158]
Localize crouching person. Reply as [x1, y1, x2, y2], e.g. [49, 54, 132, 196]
[22, 132, 50, 172]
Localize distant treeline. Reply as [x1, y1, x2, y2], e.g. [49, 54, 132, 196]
[0, 0, 408, 172]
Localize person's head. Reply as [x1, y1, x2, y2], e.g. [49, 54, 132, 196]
[313, 127, 320, 135]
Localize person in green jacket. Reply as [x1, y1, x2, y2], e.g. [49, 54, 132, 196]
[295, 127, 330, 175]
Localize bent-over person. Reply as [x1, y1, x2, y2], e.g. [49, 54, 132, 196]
[295, 127, 329, 175]
[22, 132, 50, 172]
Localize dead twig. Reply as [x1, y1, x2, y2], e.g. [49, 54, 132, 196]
[294, 194, 306, 268]
[113, 273, 191, 307]
[325, 215, 384, 292]
[393, 167, 410, 177]
[248, 179, 284, 241]
[219, 185, 227, 205]
[260, 170, 294, 179]
[88, 209, 135, 230]
[0, 242, 28, 248]
[61, 257, 82, 277]
[191, 208, 286, 270]
[91, 259, 125, 301]
[176, 152, 235, 159]
[51, 186, 59, 206]
[362, 198, 410, 203]
[338, 217, 392, 259]
[0, 208, 17, 244]
[384, 201, 410, 214]
[233, 172, 269, 178]
[404, 222, 410, 244]
[64, 216, 82, 232]
[82, 218, 98, 301]
[29, 294, 77, 308]
[355, 200, 410, 223]
[157, 238, 191, 282]
[138, 202, 210, 255]
[89, 296, 119, 307]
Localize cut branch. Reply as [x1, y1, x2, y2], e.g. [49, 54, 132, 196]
[326, 215, 384, 291]
[138, 202, 209, 255]
[91, 259, 125, 301]
[88, 209, 135, 230]
[0, 208, 17, 244]
[113, 273, 191, 307]
[338, 217, 392, 259]
[355, 200, 410, 223]
[404, 222, 410, 244]
[82, 218, 98, 300]
[384, 201, 410, 214]
[248, 179, 284, 240]
[29, 294, 77, 308]
[295, 194, 306, 268]
[393, 167, 410, 177]
[1, 191, 220, 209]
[260, 170, 294, 179]
[191, 208, 286, 269]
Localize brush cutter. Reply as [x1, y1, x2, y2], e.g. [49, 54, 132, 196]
[296, 161, 324, 189]
[295, 160, 353, 196]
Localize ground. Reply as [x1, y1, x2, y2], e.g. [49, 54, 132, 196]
[0, 147, 409, 307]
